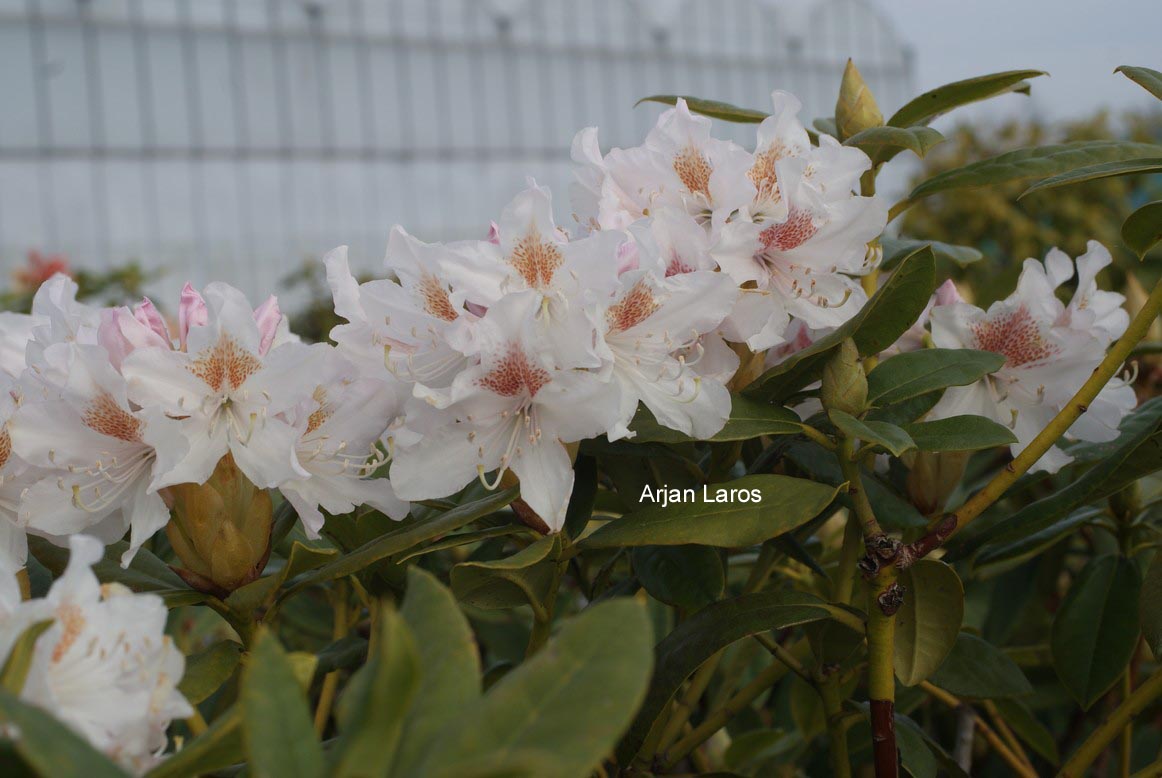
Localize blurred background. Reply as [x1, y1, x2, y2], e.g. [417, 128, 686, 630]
[0, 0, 1159, 318]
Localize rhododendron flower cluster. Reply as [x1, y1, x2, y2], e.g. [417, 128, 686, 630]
[0, 275, 406, 573]
[0, 535, 190, 774]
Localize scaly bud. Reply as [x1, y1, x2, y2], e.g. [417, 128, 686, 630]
[835, 59, 883, 141]
[163, 453, 273, 596]
[821, 338, 867, 417]
[904, 450, 970, 516]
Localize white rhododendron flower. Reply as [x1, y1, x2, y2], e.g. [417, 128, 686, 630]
[0, 535, 191, 774]
[0, 374, 41, 569]
[119, 283, 336, 490]
[927, 242, 1136, 472]
[391, 291, 622, 529]
[9, 344, 186, 565]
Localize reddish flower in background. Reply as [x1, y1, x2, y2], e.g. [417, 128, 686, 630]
[13, 250, 71, 292]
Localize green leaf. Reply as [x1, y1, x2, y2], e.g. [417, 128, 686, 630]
[451, 534, 561, 611]
[1021, 157, 1162, 198]
[1122, 200, 1162, 259]
[242, 630, 326, 778]
[896, 714, 938, 778]
[973, 506, 1103, 574]
[1142, 553, 1162, 658]
[280, 487, 519, 602]
[842, 125, 944, 164]
[634, 94, 768, 123]
[28, 536, 205, 607]
[893, 561, 964, 686]
[908, 140, 1162, 202]
[746, 246, 936, 404]
[904, 416, 1017, 452]
[146, 707, 244, 778]
[972, 398, 1162, 562]
[632, 545, 724, 610]
[1116, 65, 1162, 101]
[421, 599, 654, 778]
[564, 454, 598, 538]
[814, 116, 839, 138]
[829, 410, 915, 457]
[178, 640, 242, 705]
[393, 569, 482, 775]
[332, 608, 420, 778]
[930, 633, 1033, 699]
[1052, 555, 1142, 709]
[888, 69, 1047, 128]
[617, 591, 841, 762]
[867, 349, 1004, 407]
[0, 690, 130, 778]
[992, 698, 1060, 765]
[628, 395, 803, 443]
[0, 621, 52, 694]
[880, 238, 982, 271]
[580, 474, 841, 549]
[226, 540, 339, 614]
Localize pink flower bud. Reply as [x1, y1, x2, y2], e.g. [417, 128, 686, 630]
[133, 297, 171, 343]
[98, 305, 170, 370]
[486, 221, 501, 245]
[252, 295, 282, 356]
[178, 283, 208, 351]
[934, 279, 963, 307]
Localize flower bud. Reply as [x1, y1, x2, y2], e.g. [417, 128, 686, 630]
[821, 338, 867, 416]
[904, 450, 970, 516]
[163, 453, 273, 595]
[835, 59, 883, 141]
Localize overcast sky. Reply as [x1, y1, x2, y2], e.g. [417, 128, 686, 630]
[877, 0, 1162, 125]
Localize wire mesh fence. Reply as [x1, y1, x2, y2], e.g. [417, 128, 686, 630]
[0, 0, 912, 301]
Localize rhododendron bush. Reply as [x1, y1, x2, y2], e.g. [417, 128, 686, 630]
[3, 63, 1162, 778]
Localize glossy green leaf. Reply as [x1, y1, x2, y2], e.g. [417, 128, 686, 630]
[973, 506, 1103, 574]
[908, 140, 1162, 202]
[904, 416, 1017, 452]
[28, 536, 205, 607]
[0, 621, 52, 694]
[422, 599, 653, 778]
[451, 534, 561, 610]
[845, 124, 944, 161]
[880, 238, 983, 270]
[618, 591, 840, 762]
[993, 698, 1060, 765]
[241, 630, 325, 778]
[893, 560, 964, 686]
[279, 487, 519, 602]
[888, 69, 1047, 128]
[829, 410, 916, 457]
[1116, 65, 1162, 100]
[632, 545, 724, 610]
[1141, 553, 1162, 658]
[581, 474, 841, 549]
[930, 633, 1033, 699]
[896, 714, 938, 778]
[0, 690, 130, 778]
[227, 540, 339, 615]
[1123, 200, 1162, 259]
[564, 454, 598, 538]
[393, 569, 483, 777]
[178, 640, 242, 705]
[1021, 157, 1162, 197]
[332, 608, 420, 778]
[635, 94, 767, 123]
[745, 246, 936, 403]
[867, 349, 1004, 406]
[628, 395, 803, 443]
[972, 398, 1162, 561]
[1052, 555, 1142, 709]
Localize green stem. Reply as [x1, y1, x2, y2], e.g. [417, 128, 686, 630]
[206, 598, 257, 649]
[753, 632, 813, 683]
[838, 439, 884, 538]
[662, 639, 812, 769]
[800, 423, 838, 451]
[833, 512, 863, 605]
[1060, 667, 1162, 777]
[1122, 669, 1133, 778]
[820, 671, 853, 778]
[908, 277, 1162, 563]
[314, 580, 348, 736]
[655, 651, 724, 755]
